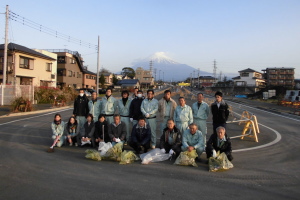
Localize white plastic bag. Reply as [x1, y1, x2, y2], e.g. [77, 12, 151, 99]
[140, 148, 171, 164]
[98, 142, 112, 156]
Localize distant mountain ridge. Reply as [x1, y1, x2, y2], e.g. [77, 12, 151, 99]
[131, 52, 213, 81]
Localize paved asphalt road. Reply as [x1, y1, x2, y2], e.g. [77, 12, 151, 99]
[0, 88, 299, 200]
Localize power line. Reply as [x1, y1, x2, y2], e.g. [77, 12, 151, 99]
[8, 10, 98, 50]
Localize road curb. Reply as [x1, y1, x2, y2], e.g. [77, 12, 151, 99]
[0, 106, 72, 118]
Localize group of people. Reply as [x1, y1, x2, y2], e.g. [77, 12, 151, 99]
[48, 88, 233, 162]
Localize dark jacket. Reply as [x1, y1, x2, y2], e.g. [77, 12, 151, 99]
[64, 123, 80, 137]
[94, 120, 110, 142]
[206, 133, 232, 158]
[73, 95, 89, 117]
[160, 126, 182, 150]
[108, 121, 127, 141]
[129, 97, 144, 120]
[82, 121, 95, 138]
[211, 100, 229, 124]
[131, 123, 151, 145]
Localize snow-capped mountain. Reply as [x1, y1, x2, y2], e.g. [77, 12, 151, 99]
[131, 52, 212, 81]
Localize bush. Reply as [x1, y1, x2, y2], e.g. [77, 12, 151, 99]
[34, 86, 78, 104]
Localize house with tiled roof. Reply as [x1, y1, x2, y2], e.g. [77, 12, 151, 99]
[0, 43, 57, 87]
[232, 68, 265, 92]
[82, 67, 96, 89]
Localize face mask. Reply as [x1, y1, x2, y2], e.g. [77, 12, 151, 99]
[137, 94, 142, 98]
[79, 93, 84, 97]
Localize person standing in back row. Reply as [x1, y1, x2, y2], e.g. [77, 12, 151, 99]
[73, 89, 89, 133]
[141, 89, 158, 149]
[118, 90, 132, 143]
[158, 90, 177, 134]
[88, 91, 101, 122]
[211, 91, 229, 134]
[101, 88, 118, 125]
[173, 97, 193, 134]
[192, 93, 210, 147]
[129, 90, 144, 126]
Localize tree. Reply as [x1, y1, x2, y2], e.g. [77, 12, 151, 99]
[121, 67, 135, 79]
[100, 68, 111, 73]
[112, 74, 118, 85]
[99, 74, 105, 87]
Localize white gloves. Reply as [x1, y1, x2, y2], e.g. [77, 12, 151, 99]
[115, 138, 121, 143]
[130, 118, 133, 122]
[169, 149, 174, 155]
[160, 148, 166, 153]
[212, 149, 217, 158]
[145, 113, 150, 118]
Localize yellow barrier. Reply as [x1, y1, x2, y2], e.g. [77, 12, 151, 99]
[240, 120, 258, 142]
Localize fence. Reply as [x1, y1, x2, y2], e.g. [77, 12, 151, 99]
[0, 85, 34, 105]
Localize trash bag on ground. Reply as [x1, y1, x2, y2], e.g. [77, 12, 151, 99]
[85, 149, 101, 161]
[98, 142, 112, 156]
[174, 150, 198, 167]
[119, 150, 139, 165]
[103, 142, 123, 161]
[140, 148, 171, 165]
[209, 152, 233, 172]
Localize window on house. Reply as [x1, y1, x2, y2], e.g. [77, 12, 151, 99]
[68, 70, 72, 77]
[73, 72, 75, 77]
[70, 58, 76, 64]
[77, 72, 82, 78]
[86, 75, 88, 79]
[20, 56, 34, 69]
[51, 74, 56, 79]
[241, 72, 249, 77]
[57, 69, 66, 76]
[57, 56, 66, 63]
[46, 63, 52, 72]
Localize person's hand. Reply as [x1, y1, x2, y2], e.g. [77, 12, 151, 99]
[130, 118, 133, 122]
[145, 113, 150, 118]
[169, 149, 174, 155]
[72, 114, 76, 118]
[188, 146, 194, 152]
[161, 148, 166, 153]
[115, 138, 121, 143]
[212, 149, 217, 158]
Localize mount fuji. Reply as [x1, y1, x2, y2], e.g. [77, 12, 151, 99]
[131, 52, 212, 81]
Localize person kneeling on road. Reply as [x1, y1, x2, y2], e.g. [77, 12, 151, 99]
[108, 114, 127, 146]
[206, 126, 233, 161]
[81, 114, 95, 147]
[181, 123, 205, 160]
[160, 119, 182, 158]
[129, 117, 151, 154]
[48, 113, 65, 152]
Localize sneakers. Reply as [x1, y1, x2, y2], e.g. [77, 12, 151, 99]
[151, 145, 156, 149]
[69, 143, 73, 147]
[81, 140, 91, 146]
[75, 143, 78, 147]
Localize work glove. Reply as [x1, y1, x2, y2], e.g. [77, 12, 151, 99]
[130, 118, 133, 122]
[212, 149, 217, 158]
[160, 148, 166, 153]
[145, 113, 150, 118]
[115, 138, 121, 143]
[169, 149, 174, 155]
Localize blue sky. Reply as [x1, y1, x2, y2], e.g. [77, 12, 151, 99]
[0, 0, 299, 78]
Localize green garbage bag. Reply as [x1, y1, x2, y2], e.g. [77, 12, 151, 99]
[103, 142, 123, 161]
[85, 149, 101, 161]
[174, 150, 198, 167]
[209, 152, 233, 172]
[119, 150, 139, 165]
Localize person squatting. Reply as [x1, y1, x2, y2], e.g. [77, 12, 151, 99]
[48, 89, 233, 163]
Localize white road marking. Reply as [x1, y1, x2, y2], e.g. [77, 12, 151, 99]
[0, 108, 72, 126]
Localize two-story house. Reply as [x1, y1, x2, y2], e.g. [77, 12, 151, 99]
[232, 68, 265, 93]
[0, 43, 57, 87]
[82, 67, 96, 89]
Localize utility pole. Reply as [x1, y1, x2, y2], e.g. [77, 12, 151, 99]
[96, 36, 100, 94]
[153, 68, 157, 81]
[213, 59, 217, 84]
[198, 68, 200, 88]
[1, 5, 9, 105]
[190, 73, 192, 87]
